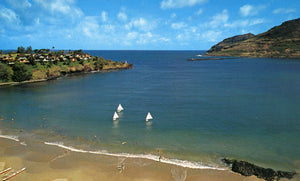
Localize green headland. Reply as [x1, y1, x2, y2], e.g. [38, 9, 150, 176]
[206, 18, 300, 58]
[0, 48, 133, 85]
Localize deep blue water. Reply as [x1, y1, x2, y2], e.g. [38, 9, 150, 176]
[0, 51, 299, 171]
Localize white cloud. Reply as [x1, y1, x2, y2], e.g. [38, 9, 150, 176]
[125, 31, 154, 44]
[240, 4, 265, 17]
[171, 13, 177, 18]
[273, 8, 296, 14]
[224, 18, 264, 28]
[102, 24, 115, 32]
[202, 30, 222, 42]
[136, 32, 153, 44]
[35, 18, 40, 25]
[0, 7, 20, 24]
[225, 20, 248, 28]
[195, 8, 203, 16]
[171, 22, 187, 29]
[35, 0, 69, 14]
[124, 31, 169, 46]
[191, 26, 197, 33]
[161, 0, 208, 9]
[125, 17, 156, 31]
[5, 0, 31, 9]
[160, 37, 170, 42]
[176, 34, 183, 40]
[126, 18, 145, 29]
[101, 11, 107, 22]
[240, 5, 253, 17]
[118, 12, 127, 21]
[209, 9, 229, 28]
[79, 16, 100, 37]
[127, 31, 138, 39]
[33, 0, 83, 19]
[249, 18, 264, 26]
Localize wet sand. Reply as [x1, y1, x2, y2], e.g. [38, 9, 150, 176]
[0, 137, 267, 181]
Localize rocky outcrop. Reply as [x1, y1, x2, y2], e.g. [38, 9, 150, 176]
[206, 18, 300, 58]
[222, 158, 296, 181]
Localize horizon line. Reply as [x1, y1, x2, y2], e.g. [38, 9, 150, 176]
[2, 49, 208, 51]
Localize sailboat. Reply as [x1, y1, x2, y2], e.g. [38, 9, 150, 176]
[117, 104, 124, 112]
[145, 112, 153, 122]
[113, 112, 119, 121]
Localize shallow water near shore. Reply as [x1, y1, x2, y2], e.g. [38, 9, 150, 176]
[0, 51, 299, 172]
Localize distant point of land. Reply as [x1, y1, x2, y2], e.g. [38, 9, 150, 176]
[206, 18, 300, 58]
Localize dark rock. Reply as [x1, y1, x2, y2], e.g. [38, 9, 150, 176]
[277, 171, 296, 180]
[221, 158, 296, 181]
[221, 158, 233, 166]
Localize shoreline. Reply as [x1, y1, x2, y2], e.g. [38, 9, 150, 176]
[0, 135, 267, 181]
[43, 142, 225, 170]
[0, 119, 298, 180]
[0, 63, 133, 87]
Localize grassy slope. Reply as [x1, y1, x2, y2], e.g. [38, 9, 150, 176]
[206, 18, 300, 58]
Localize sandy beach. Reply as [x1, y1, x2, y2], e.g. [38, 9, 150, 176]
[0, 137, 270, 181]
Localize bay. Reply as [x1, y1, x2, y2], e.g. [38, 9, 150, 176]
[0, 50, 299, 171]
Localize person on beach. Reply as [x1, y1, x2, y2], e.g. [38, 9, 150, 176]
[159, 155, 164, 162]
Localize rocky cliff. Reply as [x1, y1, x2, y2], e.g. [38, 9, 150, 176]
[206, 18, 300, 58]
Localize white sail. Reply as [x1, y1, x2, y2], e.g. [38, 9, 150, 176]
[145, 112, 153, 121]
[117, 104, 124, 112]
[113, 112, 119, 120]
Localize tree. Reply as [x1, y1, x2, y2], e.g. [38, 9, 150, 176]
[94, 57, 104, 70]
[26, 46, 32, 54]
[57, 50, 65, 56]
[28, 55, 36, 65]
[12, 62, 32, 82]
[0, 63, 13, 82]
[74, 49, 83, 55]
[67, 49, 72, 55]
[17, 46, 25, 53]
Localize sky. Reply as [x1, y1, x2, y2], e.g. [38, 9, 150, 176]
[0, 0, 299, 50]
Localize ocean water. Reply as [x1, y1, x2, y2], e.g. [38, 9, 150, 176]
[0, 51, 299, 171]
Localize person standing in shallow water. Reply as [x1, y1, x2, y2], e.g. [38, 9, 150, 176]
[159, 155, 164, 162]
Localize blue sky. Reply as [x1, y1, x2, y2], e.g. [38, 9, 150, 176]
[0, 0, 299, 50]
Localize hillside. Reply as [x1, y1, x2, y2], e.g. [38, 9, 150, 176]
[206, 18, 300, 58]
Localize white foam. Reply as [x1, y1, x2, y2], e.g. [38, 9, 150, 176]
[44, 142, 226, 170]
[20, 142, 27, 146]
[0, 134, 20, 142]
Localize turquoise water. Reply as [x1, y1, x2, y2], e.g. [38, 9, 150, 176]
[0, 51, 299, 171]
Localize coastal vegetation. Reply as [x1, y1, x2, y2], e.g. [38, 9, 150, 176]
[0, 47, 133, 84]
[206, 18, 300, 58]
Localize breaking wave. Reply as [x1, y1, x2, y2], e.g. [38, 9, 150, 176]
[44, 141, 226, 170]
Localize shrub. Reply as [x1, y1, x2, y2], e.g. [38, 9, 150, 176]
[12, 62, 32, 82]
[47, 65, 61, 78]
[0, 63, 13, 82]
